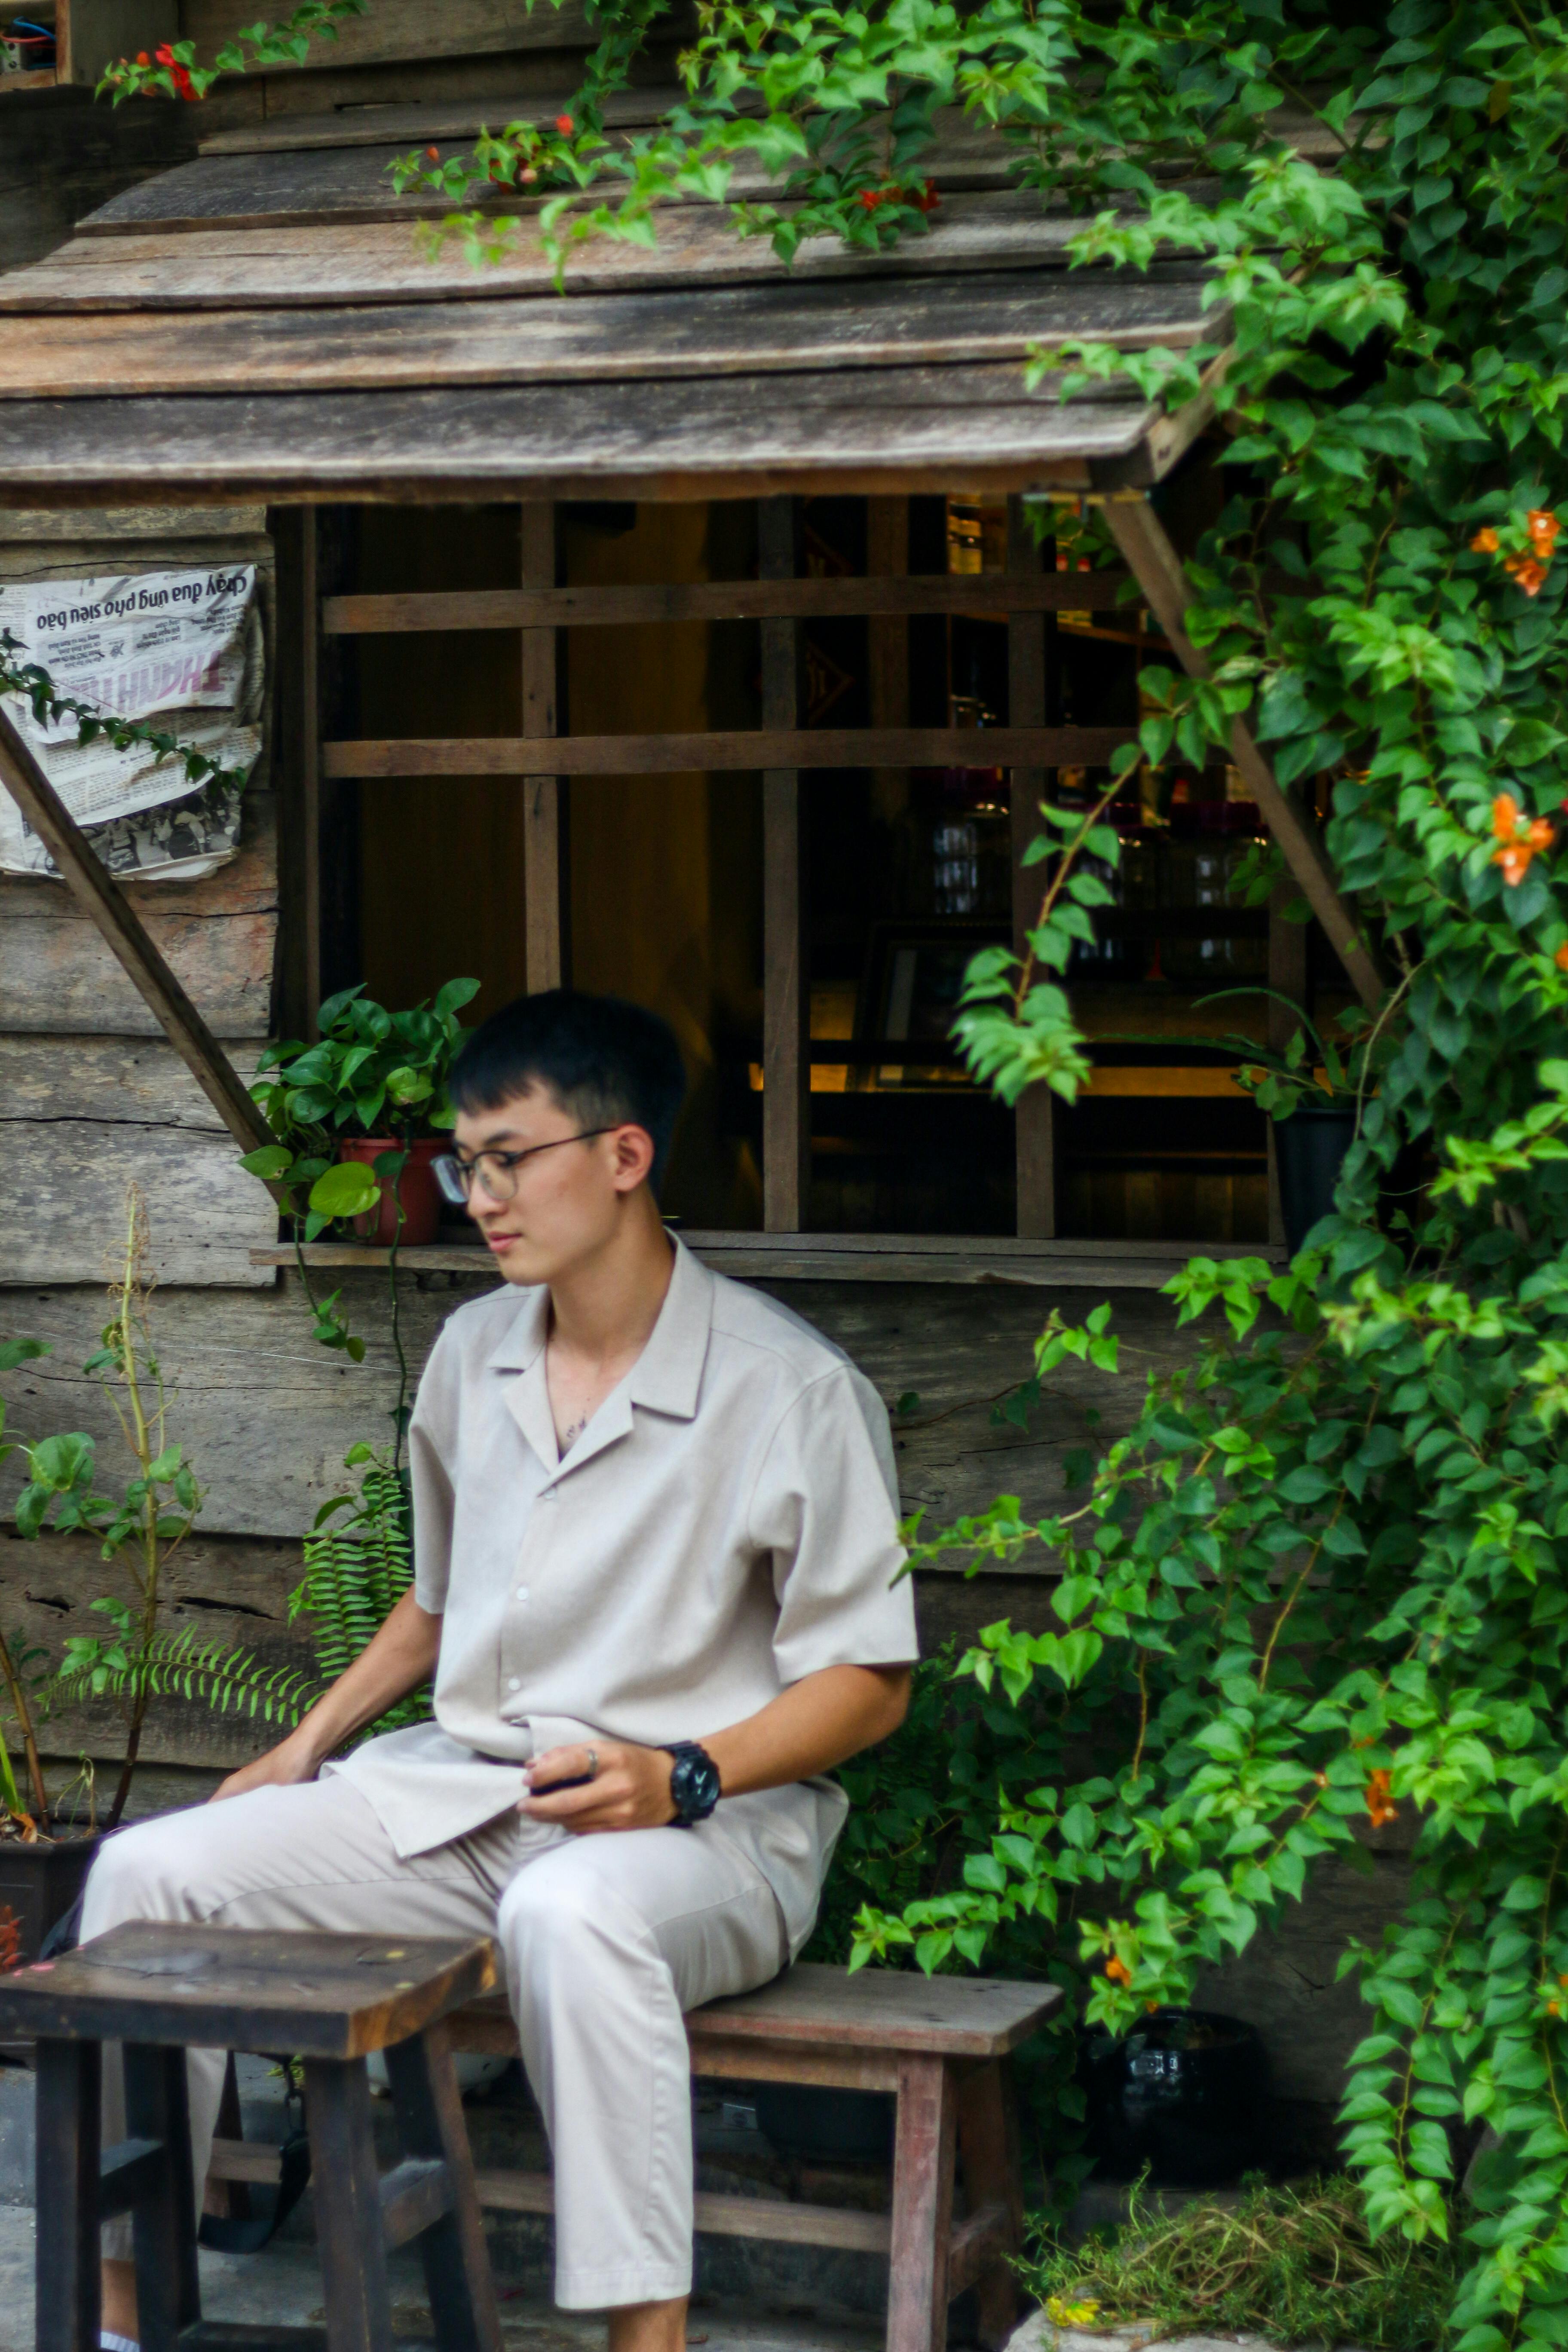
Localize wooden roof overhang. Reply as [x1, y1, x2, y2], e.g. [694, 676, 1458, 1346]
[0, 135, 1384, 1192]
[0, 155, 1227, 506]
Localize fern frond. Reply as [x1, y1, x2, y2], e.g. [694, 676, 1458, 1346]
[56, 1629, 318, 1725]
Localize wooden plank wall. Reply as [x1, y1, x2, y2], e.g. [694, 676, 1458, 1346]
[0, 506, 281, 1289]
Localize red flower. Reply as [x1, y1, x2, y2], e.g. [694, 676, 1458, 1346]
[915, 178, 940, 213]
[426, 144, 441, 159]
[135, 49, 149, 64]
[556, 113, 574, 135]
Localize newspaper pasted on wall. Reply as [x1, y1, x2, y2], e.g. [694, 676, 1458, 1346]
[0, 564, 263, 882]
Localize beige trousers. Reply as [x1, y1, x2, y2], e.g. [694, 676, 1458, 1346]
[81, 1775, 789, 2309]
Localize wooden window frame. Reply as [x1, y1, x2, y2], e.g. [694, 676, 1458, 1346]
[0, 492, 1378, 1295]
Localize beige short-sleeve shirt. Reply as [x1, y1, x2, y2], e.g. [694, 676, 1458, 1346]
[332, 1239, 918, 1945]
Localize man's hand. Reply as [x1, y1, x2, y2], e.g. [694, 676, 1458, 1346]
[212, 1729, 322, 1803]
[522, 1741, 677, 1834]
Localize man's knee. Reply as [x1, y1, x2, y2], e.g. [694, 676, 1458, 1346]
[499, 1856, 648, 1990]
[80, 1807, 214, 1933]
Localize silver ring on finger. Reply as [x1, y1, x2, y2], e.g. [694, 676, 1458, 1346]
[585, 1746, 599, 1780]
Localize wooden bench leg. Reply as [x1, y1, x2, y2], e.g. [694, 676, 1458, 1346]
[304, 2058, 395, 2352]
[123, 2043, 202, 2352]
[35, 2038, 100, 2352]
[887, 2055, 956, 2352]
[956, 2061, 1023, 2352]
[383, 2022, 502, 2352]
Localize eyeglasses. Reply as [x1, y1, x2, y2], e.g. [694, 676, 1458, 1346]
[433, 1127, 619, 1207]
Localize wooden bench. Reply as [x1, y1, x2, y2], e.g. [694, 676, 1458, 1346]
[0, 1921, 503, 2352]
[447, 1961, 1061, 2352]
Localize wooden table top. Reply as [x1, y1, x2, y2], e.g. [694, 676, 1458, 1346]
[0, 1923, 498, 2059]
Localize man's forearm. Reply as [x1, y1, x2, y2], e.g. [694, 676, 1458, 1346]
[290, 1588, 442, 1765]
[701, 1664, 911, 1798]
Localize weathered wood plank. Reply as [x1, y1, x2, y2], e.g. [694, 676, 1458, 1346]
[0, 366, 1153, 508]
[0, 506, 266, 543]
[0, 1268, 1190, 1540]
[74, 117, 1141, 236]
[196, 83, 695, 158]
[0, 791, 277, 1035]
[0, 1528, 314, 1770]
[474, 2168, 893, 2252]
[0, 1038, 276, 1286]
[324, 570, 1137, 633]
[759, 496, 807, 1235]
[325, 725, 1135, 779]
[185, 0, 595, 73]
[0, 193, 1211, 312]
[0, 271, 1213, 401]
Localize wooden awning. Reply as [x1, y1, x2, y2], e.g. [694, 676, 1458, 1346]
[0, 134, 1226, 505]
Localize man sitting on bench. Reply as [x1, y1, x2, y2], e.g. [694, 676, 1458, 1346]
[85, 986, 917, 2352]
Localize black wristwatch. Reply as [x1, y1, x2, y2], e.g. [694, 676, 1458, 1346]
[662, 1741, 722, 1827]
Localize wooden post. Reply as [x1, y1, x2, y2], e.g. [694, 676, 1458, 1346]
[34, 2038, 100, 2352]
[1008, 496, 1057, 1237]
[866, 497, 910, 831]
[273, 505, 322, 1041]
[887, 2054, 956, 2352]
[0, 707, 284, 1190]
[521, 502, 568, 994]
[303, 2058, 397, 2352]
[1101, 497, 1384, 1011]
[955, 2061, 1023, 2352]
[1267, 881, 1311, 1246]
[760, 495, 809, 1232]
[122, 2043, 201, 2352]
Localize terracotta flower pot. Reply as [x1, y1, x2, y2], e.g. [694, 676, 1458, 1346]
[340, 1136, 446, 1247]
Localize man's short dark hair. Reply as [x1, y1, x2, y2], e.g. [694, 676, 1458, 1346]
[448, 989, 687, 1192]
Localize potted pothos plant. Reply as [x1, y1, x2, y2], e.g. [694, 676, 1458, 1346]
[242, 979, 480, 1250]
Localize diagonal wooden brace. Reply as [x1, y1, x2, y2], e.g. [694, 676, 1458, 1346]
[1102, 497, 1385, 1013]
[0, 707, 285, 1194]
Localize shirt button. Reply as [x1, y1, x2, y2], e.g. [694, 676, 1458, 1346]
[507, 1677, 521, 1692]
[516, 1586, 530, 1602]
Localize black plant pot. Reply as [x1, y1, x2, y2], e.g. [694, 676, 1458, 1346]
[753, 2082, 895, 2164]
[0, 1831, 98, 1965]
[1274, 1106, 1358, 1256]
[1080, 2006, 1268, 2188]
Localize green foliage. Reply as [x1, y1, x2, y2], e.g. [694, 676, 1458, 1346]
[96, 1, 368, 101]
[0, 631, 254, 799]
[292, 1443, 430, 1736]
[253, 977, 479, 1161]
[100, 0, 1568, 2340]
[1023, 2175, 1462, 2352]
[243, 980, 480, 1403]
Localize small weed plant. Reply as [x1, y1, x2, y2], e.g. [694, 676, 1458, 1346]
[1025, 2175, 1461, 2352]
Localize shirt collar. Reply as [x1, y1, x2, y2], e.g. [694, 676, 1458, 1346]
[485, 1234, 713, 1472]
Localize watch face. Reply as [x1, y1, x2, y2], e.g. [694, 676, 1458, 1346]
[672, 1748, 721, 1819]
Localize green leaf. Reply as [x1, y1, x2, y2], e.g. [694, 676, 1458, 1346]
[308, 1164, 383, 1220]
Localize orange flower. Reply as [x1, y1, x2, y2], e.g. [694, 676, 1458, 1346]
[1506, 554, 1550, 596]
[1471, 527, 1501, 554]
[135, 49, 149, 63]
[1555, 944, 1568, 973]
[426, 144, 440, 159]
[555, 113, 574, 134]
[1528, 509, 1560, 557]
[1492, 793, 1554, 884]
[1105, 1956, 1131, 1986]
[1366, 1768, 1397, 1829]
[1550, 1999, 1562, 2018]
